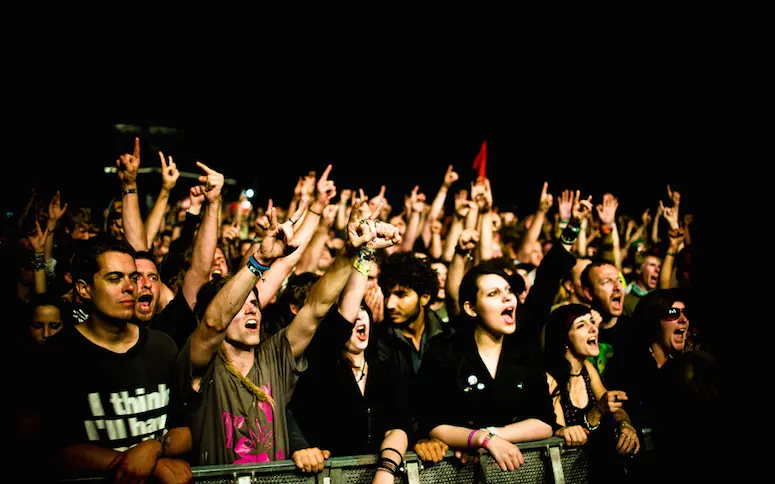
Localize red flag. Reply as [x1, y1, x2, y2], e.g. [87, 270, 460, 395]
[472, 141, 487, 179]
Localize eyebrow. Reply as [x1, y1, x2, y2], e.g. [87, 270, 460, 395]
[483, 286, 510, 292]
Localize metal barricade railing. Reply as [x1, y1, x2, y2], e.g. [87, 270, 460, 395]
[62, 437, 591, 483]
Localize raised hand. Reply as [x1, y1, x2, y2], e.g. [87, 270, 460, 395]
[347, 199, 380, 249]
[458, 229, 479, 252]
[300, 171, 316, 200]
[116, 137, 141, 187]
[667, 227, 685, 251]
[455, 190, 474, 219]
[159, 151, 180, 191]
[443, 164, 459, 189]
[28, 220, 49, 253]
[257, 199, 307, 262]
[667, 184, 681, 207]
[557, 189, 573, 222]
[367, 221, 402, 250]
[339, 188, 352, 204]
[660, 200, 679, 230]
[471, 177, 493, 212]
[47, 190, 68, 227]
[221, 222, 239, 243]
[364, 285, 384, 323]
[368, 185, 386, 214]
[196, 161, 225, 204]
[189, 185, 205, 209]
[538, 182, 553, 214]
[322, 204, 338, 227]
[596, 194, 619, 227]
[315, 164, 337, 205]
[431, 219, 443, 234]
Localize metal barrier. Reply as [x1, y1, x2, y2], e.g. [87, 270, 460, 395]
[62, 437, 591, 483]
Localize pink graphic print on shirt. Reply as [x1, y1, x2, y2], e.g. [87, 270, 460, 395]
[222, 382, 285, 463]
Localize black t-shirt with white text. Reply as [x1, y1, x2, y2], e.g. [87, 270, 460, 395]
[41, 324, 181, 452]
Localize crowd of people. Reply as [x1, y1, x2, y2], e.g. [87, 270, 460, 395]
[0, 137, 717, 483]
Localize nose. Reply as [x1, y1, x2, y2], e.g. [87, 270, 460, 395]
[43, 326, 51, 339]
[386, 294, 397, 310]
[140, 275, 151, 289]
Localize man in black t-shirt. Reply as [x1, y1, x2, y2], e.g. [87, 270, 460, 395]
[581, 260, 640, 386]
[31, 238, 193, 482]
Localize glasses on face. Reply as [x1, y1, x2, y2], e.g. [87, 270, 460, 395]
[664, 307, 687, 321]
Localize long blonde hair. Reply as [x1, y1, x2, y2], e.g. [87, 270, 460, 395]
[218, 346, 274, 408]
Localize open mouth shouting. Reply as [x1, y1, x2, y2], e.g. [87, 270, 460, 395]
[501, 306, 516, 325]
[610, 293, 623, 313]
[245, 319, 259, 331]
[673, 327, 687, 348]
[136, 293, 154, 314]
[586, 335, 598, 349]
[355, 322, 368, 342]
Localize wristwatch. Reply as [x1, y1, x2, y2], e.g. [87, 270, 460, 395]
[154, 433, 171, 457]
[121, 187, 138, 196]
[486, 426, 499, 436]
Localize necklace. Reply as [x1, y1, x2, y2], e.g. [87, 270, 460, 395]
[354, 359, 367, 383]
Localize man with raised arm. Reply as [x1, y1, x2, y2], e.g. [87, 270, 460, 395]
[178, 197, 382, 465]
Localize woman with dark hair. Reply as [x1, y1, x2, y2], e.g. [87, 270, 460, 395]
[543, 304, 640, 479]
[287, 226, 410, 483]
[416, 265, 555, 473]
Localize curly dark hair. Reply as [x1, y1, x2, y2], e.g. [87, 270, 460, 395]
[378, 252, 438, 305]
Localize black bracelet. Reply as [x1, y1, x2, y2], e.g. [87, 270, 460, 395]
[380, 447, 403, 460]
[455, 247, 474, 260]
[308, 208, 322, 216]
[121, 187, 138, 196]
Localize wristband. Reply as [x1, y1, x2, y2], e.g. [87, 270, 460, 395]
[32, 252, 46, 271]
[121, 187, 138, 196]
[666, 251, 677, 257]
[247, 255, 271, 281]
[456, 247, 474, 261]
[467, 429, 479, 449]
[308, 208, 322, 216]
[601, 224, 612, 235]
[481, 432, 495, 449]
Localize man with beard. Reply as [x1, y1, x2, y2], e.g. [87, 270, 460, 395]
[375, 252, 445, 379]
[623, 252, 662, 316]
[581, 261, 640, 385]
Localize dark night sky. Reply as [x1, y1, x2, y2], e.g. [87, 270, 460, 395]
[4, 83, 718, 226]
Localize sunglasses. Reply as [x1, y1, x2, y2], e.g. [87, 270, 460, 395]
[664, 307, 688, 321]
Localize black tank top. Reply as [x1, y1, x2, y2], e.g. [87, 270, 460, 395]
[560, 365, 597, 426]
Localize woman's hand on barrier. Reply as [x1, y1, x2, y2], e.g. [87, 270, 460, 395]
[615, 425, 640, 456]
[483, 435, 524, 472]
[153, 458, 193, 484]
[555, 425, 589, 447]
[413, 438, 448, 463]
[292, 447, 330, 473]
[596, 390, 627, 414]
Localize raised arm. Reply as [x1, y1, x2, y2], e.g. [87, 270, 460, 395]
[189, 203, 285, 370]
[287, 201, 400, 358]
[473, 178, 494, 263]
[442, 191, 471, 262]
[659, 227, 685, 289]
[118, 137, 149, 251]
[144, 151, 180, 248]
[28, 221, 50, 295]
[596, 194, 621, 270]
[180, 162, 224, 309]
[517, 182, 552, 262]
[446, 228, 478, 317]
[399, 186, 426, 252]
